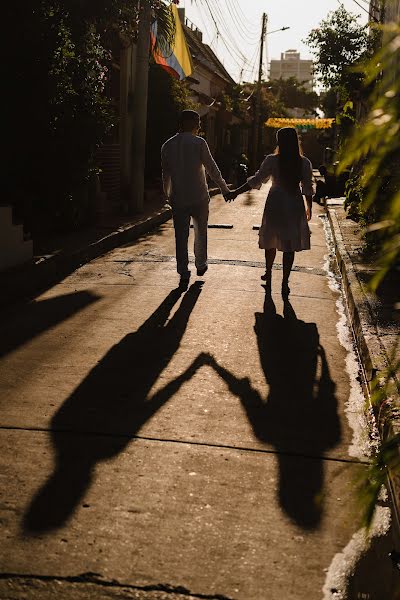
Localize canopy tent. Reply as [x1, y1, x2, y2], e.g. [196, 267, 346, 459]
[265, 118, 335, 130]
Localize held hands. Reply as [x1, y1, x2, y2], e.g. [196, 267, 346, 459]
[306, 206, 312, 221]
[224, 190, 238, 203]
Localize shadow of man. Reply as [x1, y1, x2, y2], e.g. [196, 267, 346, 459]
[202, 295, 341, 530]
[24, 282, 203, 533]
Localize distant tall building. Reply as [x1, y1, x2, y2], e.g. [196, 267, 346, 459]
[269, 50, 314, 92]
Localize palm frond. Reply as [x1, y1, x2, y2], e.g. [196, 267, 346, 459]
[152, 1, 175, 56]
[338, 24, 400, 288]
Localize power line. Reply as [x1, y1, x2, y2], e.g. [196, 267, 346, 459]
[336, 0, 380, 22]
[228, 0, 261, 33]
[240, 43, 260, 82]
[224, 0, 260, 38]
[209, 0, 259, 57]
[199, 0, 252, 66]
[192, 0, 271, 82]
[215, 2, 260, 46]
[196, 0, 250, 72]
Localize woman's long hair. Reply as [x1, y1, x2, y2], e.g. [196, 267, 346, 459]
[275, 127, 303, 189]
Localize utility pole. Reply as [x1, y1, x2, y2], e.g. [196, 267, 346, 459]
[252, 12, 267, 172]
[130, 0, 152, 213]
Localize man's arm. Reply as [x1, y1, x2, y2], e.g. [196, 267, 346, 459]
[200, 140, 230, 195]
[161, 147, 172, 199]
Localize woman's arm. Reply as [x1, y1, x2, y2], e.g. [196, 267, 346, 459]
[225, 181, 250, 202]
[305, 195, 312, 221]
[301, 158, 315, 221]
[225, 155, 274, 202]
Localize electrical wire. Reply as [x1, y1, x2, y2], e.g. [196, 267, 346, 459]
[227, 0, 261, 33]
[224, 0, 260, 38]
[240, 43, 260, 82]
[196, 0, 248, 70]
[336, 0, 380, 22]
[200, 0, 253, 66]
[191, 0, 266, 81]
[209, 0, 259, 57]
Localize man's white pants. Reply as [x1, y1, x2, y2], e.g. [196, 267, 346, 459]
[172, 202, 209, 276]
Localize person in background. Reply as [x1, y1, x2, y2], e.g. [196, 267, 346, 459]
[314, 164, 336, 204]
[225, 127, 314, 298]
[161, 110, 230, 287]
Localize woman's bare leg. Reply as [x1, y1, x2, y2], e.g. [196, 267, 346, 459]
[261, 248, 276, 281]
[265, 248, 276, 272]
[282, 251, 295, 297]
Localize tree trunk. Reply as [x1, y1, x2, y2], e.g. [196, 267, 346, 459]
[130, 0, 152, 213]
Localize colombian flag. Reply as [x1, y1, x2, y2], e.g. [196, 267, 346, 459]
[151, 4, 193, 80]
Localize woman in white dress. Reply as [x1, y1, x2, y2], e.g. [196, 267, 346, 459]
[227, 127, 314, 298]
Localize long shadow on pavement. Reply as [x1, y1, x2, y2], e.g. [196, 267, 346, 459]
[202, 294, 341, 530]
[0, 291, 101, 359]
[23, 282, 203, 533]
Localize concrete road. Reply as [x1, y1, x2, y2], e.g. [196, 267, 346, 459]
[0, 188, 397, 600]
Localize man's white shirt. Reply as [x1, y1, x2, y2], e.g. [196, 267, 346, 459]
[161, 132, 230, 207]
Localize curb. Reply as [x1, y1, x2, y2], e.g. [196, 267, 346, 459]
[327, 207, 400, 524]
[0, 206, 172, 308]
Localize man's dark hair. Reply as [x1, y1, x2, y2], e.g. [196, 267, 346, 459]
[179, 110, 200, 129]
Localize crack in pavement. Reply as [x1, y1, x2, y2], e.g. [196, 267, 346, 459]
[0, 426, 369, 465]
[109, 256, 327, 277]
[0, 573, 234, 600]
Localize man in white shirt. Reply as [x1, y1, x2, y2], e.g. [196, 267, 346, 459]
[161, 110, 230, 285]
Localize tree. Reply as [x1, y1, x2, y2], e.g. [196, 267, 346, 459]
[337, 24, 400, 530]
[5, 0, 175, 230]
[305, 6, 369, 92]
[268, 78, 320, 115]
[338, 23, 400, 287]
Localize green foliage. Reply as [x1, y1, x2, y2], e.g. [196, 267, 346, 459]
[305, 6, 369, 91]
[337, 22, 400, 529]
[6, 0, 175, 229]
[357, 338, 400, 530]
[339, 23, 400, 287]
[344, 170, 367, 221]
[268, 77, 320, 115]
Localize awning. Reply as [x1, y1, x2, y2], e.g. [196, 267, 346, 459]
[265, 118, 335, 130]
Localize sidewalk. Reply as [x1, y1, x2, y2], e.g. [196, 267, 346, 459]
[0, 196, 172, 308]
[326, 199, 400, 526]
[0, 188, 397, 599]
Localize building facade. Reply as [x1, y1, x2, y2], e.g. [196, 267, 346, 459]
[269, 50, 314, 92]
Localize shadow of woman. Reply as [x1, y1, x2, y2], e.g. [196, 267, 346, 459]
[202, 296, 341, 530]
[23, 282, 203, 533]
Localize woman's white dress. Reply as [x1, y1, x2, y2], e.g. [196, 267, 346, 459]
[247, 154, 315, 252]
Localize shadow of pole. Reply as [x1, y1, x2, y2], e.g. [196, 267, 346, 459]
[23, 282, 203, 533]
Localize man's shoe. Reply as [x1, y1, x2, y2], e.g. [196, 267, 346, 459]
[196, 265, 208, 276]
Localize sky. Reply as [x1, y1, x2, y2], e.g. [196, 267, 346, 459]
[179, 0, 369, 83]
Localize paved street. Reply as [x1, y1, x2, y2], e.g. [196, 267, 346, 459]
[0, 188, 397, 599]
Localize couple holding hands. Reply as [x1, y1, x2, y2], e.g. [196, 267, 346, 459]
[161, 110, 314, 296]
